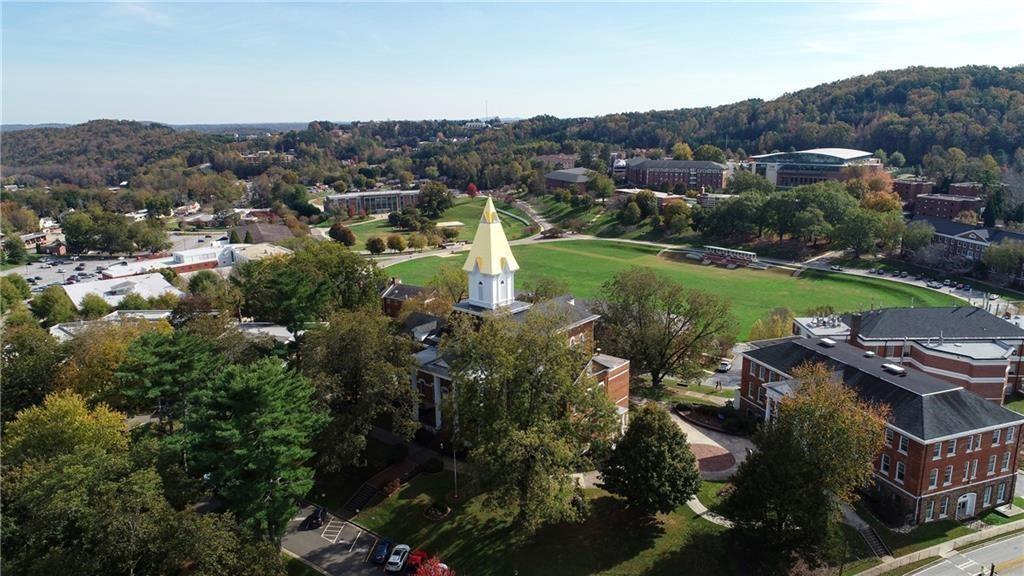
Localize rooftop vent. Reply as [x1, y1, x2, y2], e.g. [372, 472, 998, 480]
[864, 351, 876, 358]
[881, 363, 907, 376]
[820, 338, 837, 348]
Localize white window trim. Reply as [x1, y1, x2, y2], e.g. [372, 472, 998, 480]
[895, 461, 906, 484]
[932, 442, 942, 460]
[928, 469, 938, 489]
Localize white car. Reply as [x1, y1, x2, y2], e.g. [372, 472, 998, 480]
[717, 359, 732, 372]
[989, 293, 999, 301]
[385, 544, 411, 573]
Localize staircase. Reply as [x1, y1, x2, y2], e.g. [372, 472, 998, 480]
[341, 484, 381, 517]
[859, 526, 891, 558]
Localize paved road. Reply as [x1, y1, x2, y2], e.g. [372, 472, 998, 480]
[909, 533, 1023, 576]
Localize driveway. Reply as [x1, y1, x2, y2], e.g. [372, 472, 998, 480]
[281, 505, 380, 576]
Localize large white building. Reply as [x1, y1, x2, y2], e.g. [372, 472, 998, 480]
[62, 273, 183, 308]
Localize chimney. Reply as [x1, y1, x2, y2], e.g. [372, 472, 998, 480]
[849, 312, 863, 346]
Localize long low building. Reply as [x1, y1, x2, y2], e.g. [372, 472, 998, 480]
[746, 148, 883, 187]
[324, 189, 420, 215]
[740, 336, 1023, 526]
[62, 273, 184, 308]
[911, 216, 1024, 276]
[102, 242, 292, 279]
[624, 159, 728, 190]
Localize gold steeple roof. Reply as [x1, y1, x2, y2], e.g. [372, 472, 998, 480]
[462, 196, 520, 275]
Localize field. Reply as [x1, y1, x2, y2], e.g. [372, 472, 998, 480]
[385, 240, 959, 337]
[344, 197, 531, 247]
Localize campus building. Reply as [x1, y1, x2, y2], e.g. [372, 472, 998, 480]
[746, 148, 882, 188]
[624, 159, 729, 190]
[893, 177, 935, 205]
[793, 307, 1024, 402]
[913, 194, 981, 219]
[325, 189, 421, 215]
[544, 167, 593, 194]
[739, 336, 1023, 525]
[385, 197, 630, 434]
[911, 216, 1024, 280]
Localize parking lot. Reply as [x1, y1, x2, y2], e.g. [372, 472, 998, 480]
[281, 506, 381, 576]
[1, 232, 226, 291]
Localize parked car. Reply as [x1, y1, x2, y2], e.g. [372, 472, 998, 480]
[303, 507, 327, 530]
[69, 255, 80, 261]
[405, 550, 429, 574]
[372, 538, 394, 564]
[942, 279, 951, 286]
[829, 264, 843, 271]
[217, 236, 228, 241]
[385, 544, 411, 573]
[717, 359, 732, 372]
[899, 271, 909, 277]
[31, 286, 45, 293]
[989, 293, 1000, 301]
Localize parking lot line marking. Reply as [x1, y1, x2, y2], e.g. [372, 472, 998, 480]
[349, 530, 362, 553]
[365, 537, 378, 563]
[332, 523, 347, 544]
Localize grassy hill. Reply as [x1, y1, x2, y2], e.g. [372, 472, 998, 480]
[385, 240, 958, 337]
[344, 197, 532, 247]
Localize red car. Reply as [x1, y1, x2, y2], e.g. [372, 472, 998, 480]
[406, 550, 451, 575]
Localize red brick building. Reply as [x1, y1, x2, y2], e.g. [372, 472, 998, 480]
[949, 182, 985, 197]
[624, 159, 728, 191]
[740, 337, 1024, 526]
[395, 198, 630, 434]
[893, 177, 934, 204]
[913, 194, 981, 219]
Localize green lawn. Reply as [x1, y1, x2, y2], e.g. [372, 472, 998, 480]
[385, 240, 958, 337]
[980, 496, 1024, 525]
[354, 472, 736, 576]
[0, 254, 40, 271]
[1005, 393, 1024, 416]
[853, 501, 975, 557]
[876, 556, 940, 576]
[346, 197, 530, 248]
[839, 523, 882, 575]
[284, 556, 324, 576]
[533, 195, 696, 244]
[697, 480, 730, 512]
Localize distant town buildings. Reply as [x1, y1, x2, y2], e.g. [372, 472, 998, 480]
[624, 159, 728, 190]
[102, 242, 292, 279]
[949, 182, 986, 197]
[746, 148, 882, 187]
[324, 189, 420, 215]
[913, 194, 981, 219]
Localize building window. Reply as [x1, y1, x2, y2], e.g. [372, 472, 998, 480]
[984, 486, 993, 507]
[988, 455, 997, 475]
[928, 469, 938, 489]
[997, 483, 1006, 503]
[898, 436, 909, 454]
[1002, 451, 1012, 471]
[757, 385, 766, 404]
[932, 442, 942, 460]
[885, 429, 894, 447]
[963, 462, 970, 482]
[992, 429, 1001, 446]
[749, 361, 756, 376]
[947, 438, 957, 456]
[1007, 426, 1016, 443]
[880, 454, 890, 475]
[971, 459, 978, 479]
[940, 496, 949, 517]
[943, 465, 953, 485]
[974, 434, 982, 451]
[967, 435, 975, 451]
[895, 461, 905, 483]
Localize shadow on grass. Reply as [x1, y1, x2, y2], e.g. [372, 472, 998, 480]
[644, 527, 739, 576]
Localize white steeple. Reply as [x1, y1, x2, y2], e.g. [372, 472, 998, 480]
[462, 197, 519, 309]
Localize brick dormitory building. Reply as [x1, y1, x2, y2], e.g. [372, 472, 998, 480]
[381, 197, 630, 434]
[740, 336, 1023, 526]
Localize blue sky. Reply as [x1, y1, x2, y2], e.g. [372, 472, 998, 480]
[2, 1, 1022, 124]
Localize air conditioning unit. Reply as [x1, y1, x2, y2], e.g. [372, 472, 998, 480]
[881, 363, 907, 376]
[864, 351, 876, 358]
[820, 338, 837, 347]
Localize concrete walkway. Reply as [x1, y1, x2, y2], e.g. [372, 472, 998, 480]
[687, 496, 734, 528]
[667, 409, 753, 481]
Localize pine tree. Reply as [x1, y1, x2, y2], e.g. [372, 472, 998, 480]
[184, 359, 327, 540]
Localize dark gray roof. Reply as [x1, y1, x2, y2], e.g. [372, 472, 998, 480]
[382, 282, 431, 301]
[545, 167, 593, 184]
[451, 294, 598, 330]
[627, 159, 727, 171]
[745, 338, 1024, 439]
[230, 223, 296, 245]
[911, 216, 1024, 245]
[846, 307, 1024, 341]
